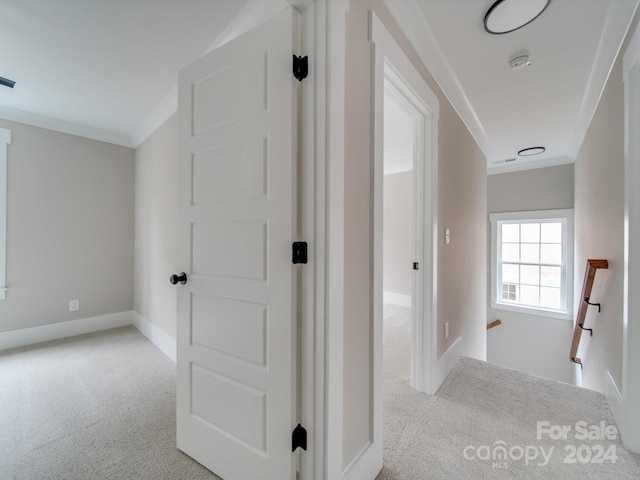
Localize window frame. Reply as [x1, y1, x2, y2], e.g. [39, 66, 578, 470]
[490, 209, 574, 320]
[0, 127, 10, 300]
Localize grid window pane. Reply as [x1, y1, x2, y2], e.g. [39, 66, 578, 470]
[502, 243, 519, 262]
[520, 265, 540, 286]
[501, 283, 517, 301]
[520, 285, 539, 306]
[541, 266, 561, 287]
[521, 243, 540, 263]
[502, 264, 519, 283]
[541, 244, 562, 265]
[502, 224, 520, 243]
[541, 223, 562, 243]
[521, 223, 540, 243]
[540, 287, 561, 309]
[495, 215, 569, 314]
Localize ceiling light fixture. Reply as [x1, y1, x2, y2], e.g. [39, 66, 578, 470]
[0, 76, 16, 89]
[484, 0, 551, 35]
[518, 146, 546, 156]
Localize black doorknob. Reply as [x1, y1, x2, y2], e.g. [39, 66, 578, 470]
[170, 272, 187, 285]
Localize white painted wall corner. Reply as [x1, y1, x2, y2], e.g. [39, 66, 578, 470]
[131, 311, 177, 362]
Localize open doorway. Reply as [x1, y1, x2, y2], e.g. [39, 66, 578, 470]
[368, 13, 441, 474]
[382, 89, 415, 388]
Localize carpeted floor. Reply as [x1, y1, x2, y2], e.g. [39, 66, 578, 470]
[378, 304, 640, 480]
[0, 326, 221, 480]
[2, 316, 640, 480]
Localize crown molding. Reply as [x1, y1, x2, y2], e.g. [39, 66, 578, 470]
[487, 156, 573, 176]
[568, 0, 640, 160]
[130, 86, 177, 148]
[0, 106, 133, 148]
[382, 0, 491, 160]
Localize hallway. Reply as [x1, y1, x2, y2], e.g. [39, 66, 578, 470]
[379, 305, 640, 479]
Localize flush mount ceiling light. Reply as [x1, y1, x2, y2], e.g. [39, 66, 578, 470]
[0, 76, 16, 89]
[484, 0, 551, 35]
[518, 146, 546, 156]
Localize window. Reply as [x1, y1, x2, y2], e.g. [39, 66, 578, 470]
[490, 209, 574, 320]
[0, 127, 10, 300]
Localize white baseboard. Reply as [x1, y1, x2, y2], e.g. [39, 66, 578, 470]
[383, 291, 411, 307]
[131, 312, 176, 363]
[0, 311, 132, 351]
[604, 370, 624, 436]
[342, 441, 382, 480]
[573, 362, 583, 387]
[432, 336, 462, 393]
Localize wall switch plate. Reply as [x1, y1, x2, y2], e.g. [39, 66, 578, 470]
[445, 228, 451, 245]
[445, 322, 449, 339]
[69, 299, 80, 311]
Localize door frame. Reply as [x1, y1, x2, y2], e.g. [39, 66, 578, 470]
[298, 1, 327, 479]
[371, 11, 439, 398]
[381, 71, 431, 392]
[621, 17, 640, 454]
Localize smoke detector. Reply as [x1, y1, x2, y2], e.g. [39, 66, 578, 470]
[509, 54, 531, 70]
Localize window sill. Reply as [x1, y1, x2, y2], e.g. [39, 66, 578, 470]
[491, 302, 573, 321]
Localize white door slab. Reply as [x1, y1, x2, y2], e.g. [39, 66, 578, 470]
[176, 8, 300, 480]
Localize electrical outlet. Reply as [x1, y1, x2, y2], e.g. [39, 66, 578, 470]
[445, 322, 449, 339]
[445, 228, 451, 245]
[69, 299, 80, 311]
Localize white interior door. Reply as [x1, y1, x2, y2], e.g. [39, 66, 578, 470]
[175, 8, 300, 480]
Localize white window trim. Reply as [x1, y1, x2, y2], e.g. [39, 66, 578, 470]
[0, 127, 10, 300]
[490, 209, 574, 321]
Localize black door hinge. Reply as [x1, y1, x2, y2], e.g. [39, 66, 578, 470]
[293, 55, 308, 82]
[413, 262, 419, 270]
[292, 423, 307, 452]
[292, 242, 308, 264]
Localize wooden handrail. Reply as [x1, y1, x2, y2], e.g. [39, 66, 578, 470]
[570, 259, 608, 366]
[487, 319, 502, 330]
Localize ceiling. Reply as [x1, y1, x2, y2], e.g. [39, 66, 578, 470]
[386, 0, 639, 174]
[0, 0, 638, 174]
[0, 0, 254, 147]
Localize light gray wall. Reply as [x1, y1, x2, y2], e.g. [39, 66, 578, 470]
[486, 164, 574, 383]
[488, 164, 574, 213]
[437, 85, 488, 361]
[574, 50, 625, 393]
[0, 119, 134, 333]
[383, 171, 412, 297]
[343, 1, 487, 468]
[134, 114, 178, 339]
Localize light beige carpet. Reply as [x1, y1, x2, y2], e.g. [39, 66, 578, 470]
[2, 317, 639, 480]
[0, 327, 221, 480]
[378, 304, 640, 480]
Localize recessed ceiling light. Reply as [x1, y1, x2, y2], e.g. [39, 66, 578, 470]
[518, 146, 546, 156]
[0, 76, 16, 89]
[484, 0, 551, 35]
